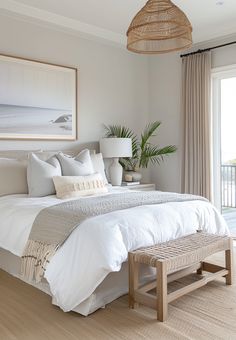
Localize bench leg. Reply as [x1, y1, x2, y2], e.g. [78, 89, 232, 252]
[197, 262, 203, 275]
[225, 239, 233, 285]
[157, 261, 168, 322]
[129, 253, 139, 309]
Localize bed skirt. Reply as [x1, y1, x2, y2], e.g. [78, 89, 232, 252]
[0, 247, 155, 316]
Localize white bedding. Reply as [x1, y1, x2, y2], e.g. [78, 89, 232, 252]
[0, 189, 229, 314]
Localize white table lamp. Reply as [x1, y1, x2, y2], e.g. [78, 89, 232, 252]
[100, 138, 132, 186]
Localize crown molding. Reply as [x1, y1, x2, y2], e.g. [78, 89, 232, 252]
[0, 0, 126, 47]
[193, 27, 236, 45]
[184, 32, 236, 56]
[1, 0, 236, 50]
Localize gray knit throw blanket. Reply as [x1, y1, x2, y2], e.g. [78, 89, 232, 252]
[21, 191, 207, 282]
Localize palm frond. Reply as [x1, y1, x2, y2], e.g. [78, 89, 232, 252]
[140, 121, 161, 150]
[139, 144, 177, 168]
[103, 122, 177, 170]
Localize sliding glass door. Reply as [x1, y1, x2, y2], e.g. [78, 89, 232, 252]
[212, 66, 236, 237]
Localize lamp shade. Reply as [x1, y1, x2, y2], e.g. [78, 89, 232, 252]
[127, 0, 192, 54]
[100, 138, 132, 158]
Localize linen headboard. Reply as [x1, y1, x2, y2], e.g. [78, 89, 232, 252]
[0, 142, 99, 159]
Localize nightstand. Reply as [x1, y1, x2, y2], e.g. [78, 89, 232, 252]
[122, 183, 156, 191]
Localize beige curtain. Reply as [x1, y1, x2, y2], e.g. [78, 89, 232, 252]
[182, 52, 212, 200]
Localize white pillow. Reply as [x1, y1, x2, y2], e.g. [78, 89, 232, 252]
[33, 149, 95, 161]
[53, 173, 108, 199]
[90, 153, 108, 184]
[32, 150, 75, 161]
[27, 153, 62, 197]
[57, 149, 94, 176]
[0, 158, 28, 196]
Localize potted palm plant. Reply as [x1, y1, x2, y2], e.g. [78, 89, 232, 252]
[104, 121, 177, 182]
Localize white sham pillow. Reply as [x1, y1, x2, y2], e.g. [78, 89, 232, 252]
[0, 158, 28, 196]
[53, 173, 108, 199]
[27, 153, 62, 197]
[32, 150, 75, 161]
[33, 149, 95, 161]
[57, 149, 94, 176]
[90, 153, 108, 184]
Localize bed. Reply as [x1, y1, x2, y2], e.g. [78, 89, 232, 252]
[0, 187, 229, 316]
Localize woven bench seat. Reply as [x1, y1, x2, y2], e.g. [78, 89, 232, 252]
[129, 232, 233, 322]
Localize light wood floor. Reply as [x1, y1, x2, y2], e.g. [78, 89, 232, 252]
[0, 251, 236, 340]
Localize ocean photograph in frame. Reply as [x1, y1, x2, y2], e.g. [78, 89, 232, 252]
[0, 54, 77, 140]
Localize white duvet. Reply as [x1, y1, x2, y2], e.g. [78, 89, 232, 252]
[0, 189, 229, 312]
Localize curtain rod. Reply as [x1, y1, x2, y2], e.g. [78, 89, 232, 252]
[180, 40, 236, 58]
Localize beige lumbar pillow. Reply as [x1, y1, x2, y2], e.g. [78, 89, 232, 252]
[53, 173, 108, 199]
[0, 158, 28, 196]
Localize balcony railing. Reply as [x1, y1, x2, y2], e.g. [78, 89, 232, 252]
[222, 164, 236, 208]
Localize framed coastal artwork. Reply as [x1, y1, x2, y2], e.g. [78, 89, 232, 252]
[0, 54, 77, 140]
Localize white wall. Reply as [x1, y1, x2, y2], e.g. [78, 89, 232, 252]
[149, 53, 182, 192]
[1, 14, 236, 189]
[149, 35, 236, 193]
[0, 15, 149, 154]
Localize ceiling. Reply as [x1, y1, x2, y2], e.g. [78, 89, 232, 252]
[1, 0, 236, 46]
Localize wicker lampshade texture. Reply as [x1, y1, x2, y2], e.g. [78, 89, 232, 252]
[127, 0, 192, 54]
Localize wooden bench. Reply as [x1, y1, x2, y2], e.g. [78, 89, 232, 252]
[128, 232, 233, 322]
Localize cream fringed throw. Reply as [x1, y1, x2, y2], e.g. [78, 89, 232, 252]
[21, 191, 207, 282]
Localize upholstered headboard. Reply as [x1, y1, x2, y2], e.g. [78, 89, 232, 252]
[0, 142, 99, 159]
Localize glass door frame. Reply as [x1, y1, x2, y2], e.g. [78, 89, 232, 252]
[212, 64, 236, 211]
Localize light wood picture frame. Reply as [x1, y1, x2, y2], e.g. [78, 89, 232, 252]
[0, 54, 77, 140]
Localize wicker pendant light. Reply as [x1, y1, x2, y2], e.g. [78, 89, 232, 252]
[127, 0, 192, 54]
